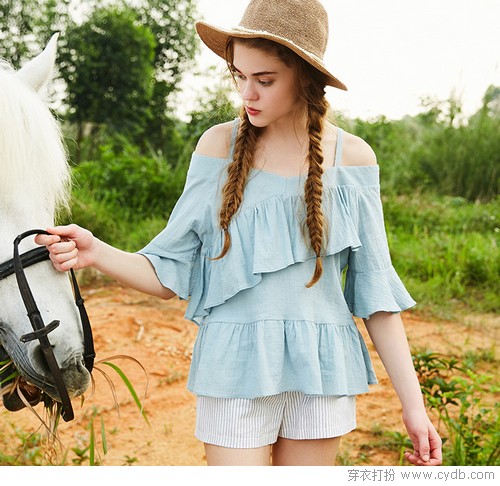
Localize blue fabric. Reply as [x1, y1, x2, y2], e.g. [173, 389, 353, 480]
[138, 124, 416, 399]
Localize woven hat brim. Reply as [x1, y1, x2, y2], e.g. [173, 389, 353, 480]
[196, 21, 347, 91]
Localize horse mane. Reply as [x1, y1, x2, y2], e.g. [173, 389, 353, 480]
[0, 62, 71, 217]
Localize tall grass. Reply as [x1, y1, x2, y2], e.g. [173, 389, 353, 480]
[348, 86, 499, 202]
[384, 194, 499, 317]
[409, 103, 499, 202]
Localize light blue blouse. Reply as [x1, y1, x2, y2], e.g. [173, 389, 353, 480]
[138, 124, 416, 399]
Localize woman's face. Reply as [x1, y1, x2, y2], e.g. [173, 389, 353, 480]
[231, 42, 303, 128]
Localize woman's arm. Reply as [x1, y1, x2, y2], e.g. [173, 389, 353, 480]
[363, 311, 443, 466]
[35, 224, 175, 300]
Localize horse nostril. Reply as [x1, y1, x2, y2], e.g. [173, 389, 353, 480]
[19, 378, 42, 405]
[1, 378, 41, 411]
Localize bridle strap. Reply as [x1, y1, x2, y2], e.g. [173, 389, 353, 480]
[13, 229, 74, 421]
[69, 265, 95, 372]
[0, 247, 50, 282]
[6, 229, 95, 422]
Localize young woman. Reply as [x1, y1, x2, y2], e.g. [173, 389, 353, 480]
[36, 0, 442, 466]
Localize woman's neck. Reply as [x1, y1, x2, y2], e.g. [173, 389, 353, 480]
[254, 125, 310, 177]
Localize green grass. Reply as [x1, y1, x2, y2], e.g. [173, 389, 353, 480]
[385, 194, 499, 318]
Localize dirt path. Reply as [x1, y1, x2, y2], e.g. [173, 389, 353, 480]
[1, 281, 497, 466]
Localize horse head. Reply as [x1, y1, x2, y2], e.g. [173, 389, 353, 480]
[0, 34, 93, 421]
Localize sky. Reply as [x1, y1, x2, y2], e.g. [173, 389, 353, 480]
[184, 0, 500, 120]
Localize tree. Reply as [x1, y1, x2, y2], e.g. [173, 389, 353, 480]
[134, 0, 199, 151]
[58, 6, 156, 160]
[0, 0, 70, 68]
[2, 0, 201, 156]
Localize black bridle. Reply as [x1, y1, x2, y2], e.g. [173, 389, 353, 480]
[0, 229, 95, 422]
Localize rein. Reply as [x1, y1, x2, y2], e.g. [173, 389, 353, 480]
[0, 229, 95, 422]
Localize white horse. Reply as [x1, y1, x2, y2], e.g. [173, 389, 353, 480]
[0, 35, 92, 419]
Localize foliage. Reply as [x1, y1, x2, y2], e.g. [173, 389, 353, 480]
[0, 426, 47, 465]
[135, 0, 199, 85]
[346, 86, 500, 202]
[413, 351, 500, 465]
[67, 134, 188, 250]
[384, 194, 500, 316]
[0, 357, 149, 466]
[0, 0, 70, 68]
[72, 136, 187, 217]
[62, 0, 199, 153]
[186, 70, 240, 147]
[58, 5, 156, 150]
[1, 0, 199, 157]
[135, 0, 199, 142]
[73, 356, 149, 465]
[408, 90, 499, 202]
[101, 360, 150, 426]
[345, 114, 419, 195]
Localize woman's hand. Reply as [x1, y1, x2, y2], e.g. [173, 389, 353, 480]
[403, 409, 443, 466]
[35, 224, 95, 272]
[36, 224, 175, 300]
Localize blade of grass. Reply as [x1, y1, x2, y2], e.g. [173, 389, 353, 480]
[100, 415, 108, 455]
[91, 366, 120, 416]
[89, 416, 95, 466]
[101, 361, 150, 426]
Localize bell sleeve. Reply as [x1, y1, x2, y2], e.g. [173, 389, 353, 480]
[343, 182, 416, 319]
[137, 157, 211, 300]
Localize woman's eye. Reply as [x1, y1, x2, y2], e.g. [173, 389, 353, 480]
[258, 80, 272, 86]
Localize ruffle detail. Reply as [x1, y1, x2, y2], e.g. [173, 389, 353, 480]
[141, 248, 196, 302]
[344, 265, 417, 319]
[185, 186, 362, 322]
[187, 319, 377, 398]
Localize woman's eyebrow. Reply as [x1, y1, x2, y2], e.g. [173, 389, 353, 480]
[232, 65, 277, 77]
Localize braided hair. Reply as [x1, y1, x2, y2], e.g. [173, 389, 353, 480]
[215, 37, 330, 287]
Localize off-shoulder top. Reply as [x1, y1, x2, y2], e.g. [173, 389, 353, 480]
[138, 121, 416, 398]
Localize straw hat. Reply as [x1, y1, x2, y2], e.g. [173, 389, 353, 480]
[195, 0, 347, 90]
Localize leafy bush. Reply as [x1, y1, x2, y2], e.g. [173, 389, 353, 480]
[348, 86, 499, 202]
[408, 107, 499, 202]
[346, 114, 419, 195]
[67, 136, 190, 251]
[73, 138, 188, 220]
[413, 351, 500, 465]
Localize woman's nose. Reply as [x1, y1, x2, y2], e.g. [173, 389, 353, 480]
[242, 82, 258, 101]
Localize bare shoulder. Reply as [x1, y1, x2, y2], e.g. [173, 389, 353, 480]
[195, 121, 234, 159]
[340, 130, 378, 167]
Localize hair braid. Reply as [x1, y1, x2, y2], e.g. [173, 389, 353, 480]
[304, 87, 329, 287]
[215, 108, 261, 259]
[219, 37, 330, 287]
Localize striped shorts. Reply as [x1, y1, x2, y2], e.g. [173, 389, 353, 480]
[195, 392, 356, 449]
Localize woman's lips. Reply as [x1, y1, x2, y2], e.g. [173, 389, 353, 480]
[246, 106, 260, 116]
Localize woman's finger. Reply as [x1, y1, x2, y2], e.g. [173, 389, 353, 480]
[34, 234, 61, 246]
[50, 240, 77, 255]
[50, 247, 78, 266]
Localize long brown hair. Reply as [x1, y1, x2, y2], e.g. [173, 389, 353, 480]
[216, 37, 330, 287]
